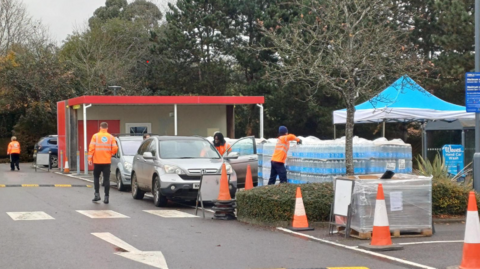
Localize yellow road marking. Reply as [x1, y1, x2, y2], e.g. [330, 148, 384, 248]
[86, 185, 93, 188]
[0, 185, 5, 187]
[327, 267, 370, 269]
[22, 184, 39, 187]
[54, 184, 72, 187]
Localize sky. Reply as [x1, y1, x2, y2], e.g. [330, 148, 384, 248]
[22, 0, 173, 45]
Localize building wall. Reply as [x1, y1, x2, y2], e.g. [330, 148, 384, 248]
[77, 105, 227, 137]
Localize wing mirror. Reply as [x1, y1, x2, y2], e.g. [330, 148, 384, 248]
[143, 152, 154, 159]
[224, 152, 239, 160]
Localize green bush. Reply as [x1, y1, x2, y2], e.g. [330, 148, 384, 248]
[236, 183, 333, 227]
[237, 180, 480, 227]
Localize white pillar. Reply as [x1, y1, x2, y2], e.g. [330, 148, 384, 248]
[174, 104, 178, 136]
[256, 104, 264, 138]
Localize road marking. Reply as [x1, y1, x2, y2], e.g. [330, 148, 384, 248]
[54, 184, 72, 187]
[22, 184, 39, 187]
[399, 240, 463, 245]
[7, 211, 55, 221]
[144, 210, 199, 218]
[277, 227, 436, 269]
[77, 210, 129, 219]
[171, 200, 216, 213]
[92, 232, 168, 269]
[0, 184, 5, 187]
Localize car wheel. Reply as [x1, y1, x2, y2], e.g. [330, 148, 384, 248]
[153, 176, 167, 207]
[131, 172, 145, 200]
[117, 170, 127, 192]
[44, 155, 58, 168]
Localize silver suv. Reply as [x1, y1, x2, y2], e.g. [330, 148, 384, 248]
[109, 136, 144, 191]
[131, 136, 238, 206]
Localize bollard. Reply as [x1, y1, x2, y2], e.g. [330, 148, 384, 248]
[60, 150, 63, 172]
[84, 151, 88, 175]
[76, 151, 80, 175]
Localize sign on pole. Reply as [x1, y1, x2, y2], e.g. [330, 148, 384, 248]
[442, 144, 464, 175]
[466, 72, 480, 112]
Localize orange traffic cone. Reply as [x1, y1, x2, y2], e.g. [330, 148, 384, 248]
[456, 191, 480, 269]
[359, 184, 403, 251]
[217, 163, 232, 201]
[288, 187, 314, 231]
[245, 164, 253, 190]
[63, 156, 70, 174]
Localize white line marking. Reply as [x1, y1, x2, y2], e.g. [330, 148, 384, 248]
[276, 227, 436, 269]
[92, 232, 168, 269]
[7, 211, 55, 221]
[172, 201, 216, 213]
[399, 240, 463, 245]
[144, 210, 199, 218]
[77, 210, 129, 219]
[92, 232, 139, 252]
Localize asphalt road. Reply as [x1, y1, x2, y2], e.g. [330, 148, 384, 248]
[0, 163, 466, 269]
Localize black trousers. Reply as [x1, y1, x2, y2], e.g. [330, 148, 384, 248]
[10, 154, 20, 170]
[268, 161, 287, 185]
[93, 164, 111, 196]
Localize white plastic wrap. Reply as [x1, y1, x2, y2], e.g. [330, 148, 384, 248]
[347, 175, 433, 233]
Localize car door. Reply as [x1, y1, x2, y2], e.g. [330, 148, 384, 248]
[110, 138, 121, 182]
[227, 137, 258, 188]
[135, 139, 152, 188]
[144, 139, 158, 192]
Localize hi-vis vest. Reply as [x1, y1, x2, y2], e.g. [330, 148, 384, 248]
[271, 134, 299, 163]
[7, 141, 20, 154]
[216, 143, 231, 156]
[88, 130, 118, 164]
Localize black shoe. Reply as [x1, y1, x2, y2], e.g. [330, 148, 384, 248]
[16, 167, 19, 171]
[92, 193, 101, 202]
[104, 196, 109, 204]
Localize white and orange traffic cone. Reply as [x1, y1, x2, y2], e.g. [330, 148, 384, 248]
[63, 157, 70, 174]
[245, 164, 253, 190]
[288, 187, 314, 231]
[359, 183, 403, 251]
[448, 191, 480, 269]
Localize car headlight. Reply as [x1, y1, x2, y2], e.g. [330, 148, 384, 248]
[124, 162, 132, 172]
[225, 163, 233, 174]
[164, 164, 185, 174]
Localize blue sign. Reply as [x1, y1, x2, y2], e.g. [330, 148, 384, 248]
[442, 144, 464, 175]
[466, 72, 480, 112]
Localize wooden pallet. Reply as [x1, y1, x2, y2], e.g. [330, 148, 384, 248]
[337, 226, 432, 240]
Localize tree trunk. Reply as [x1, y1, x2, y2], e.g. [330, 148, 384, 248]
[345, 101, 356, 175]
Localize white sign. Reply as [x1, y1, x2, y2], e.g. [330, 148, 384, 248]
[386, 162, 396, 171]
[92, 233, 168, 269]
[390, 191, 403, 211]
[333, 179, 354, 216]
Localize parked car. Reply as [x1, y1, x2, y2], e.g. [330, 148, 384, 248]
[108, 136, 143, 191]
[33, 135, 58, 168]
[131, 136, 239, 207]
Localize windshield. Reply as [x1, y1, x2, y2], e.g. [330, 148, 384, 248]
[120, 140, 143, 156]
[159, 140, 221, 159]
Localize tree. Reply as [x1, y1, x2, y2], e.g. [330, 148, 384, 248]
[261, 0, 427, 174]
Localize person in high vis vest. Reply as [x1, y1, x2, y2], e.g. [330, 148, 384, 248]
[213, 132, 231, 156]
[268, 126, 301, 185]
[88, 122, 118, 204]
[7, 136, 21, 171]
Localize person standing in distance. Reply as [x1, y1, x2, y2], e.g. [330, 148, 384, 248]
[7, 136, 20, 171]
[88, 122, 118, 204]
[268, 126, 301, 185]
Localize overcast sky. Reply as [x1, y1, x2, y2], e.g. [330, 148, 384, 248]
[22, 0, 173, 46]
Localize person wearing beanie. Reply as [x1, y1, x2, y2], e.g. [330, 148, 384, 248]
[269, 126, 302, 185]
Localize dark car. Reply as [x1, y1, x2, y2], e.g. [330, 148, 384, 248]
[34, 135, 58, 168]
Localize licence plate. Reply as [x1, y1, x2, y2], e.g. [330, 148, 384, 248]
[193, 183, 200, 189]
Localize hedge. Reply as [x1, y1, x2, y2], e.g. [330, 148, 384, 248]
[236, 180, 480, 227]
[236, 183, 333, 226]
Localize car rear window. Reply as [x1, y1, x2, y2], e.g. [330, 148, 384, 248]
[47, 139, 57, 145]
[159, 140, 220, 159]
[121, 140, 143, 156]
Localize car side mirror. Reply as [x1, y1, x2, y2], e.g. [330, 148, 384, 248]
[224, 152, 239, 160]
[143, 152, 154, 159]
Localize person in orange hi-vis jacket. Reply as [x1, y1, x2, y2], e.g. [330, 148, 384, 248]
[268, 126, 302, 185]
[213, 132, 231, 156]
[7, 136, 21, 171]
[88, 122, 118, 204]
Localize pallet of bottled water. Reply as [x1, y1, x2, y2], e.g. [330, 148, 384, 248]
[258, 136, 413, 185]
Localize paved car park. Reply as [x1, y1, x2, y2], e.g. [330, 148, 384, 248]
[0, 163, 468, 269]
